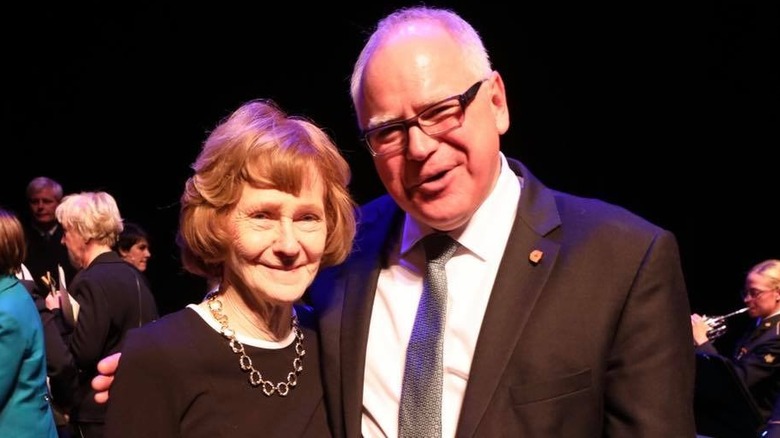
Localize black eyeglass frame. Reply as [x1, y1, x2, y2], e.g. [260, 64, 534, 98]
[360, 79, 486, 157]
[741, 287, 778, 300]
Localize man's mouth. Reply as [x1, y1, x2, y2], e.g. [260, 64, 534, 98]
[414, 169, 449, 189]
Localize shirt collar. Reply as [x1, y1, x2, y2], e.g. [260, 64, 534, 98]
[400, 152, 521, 258]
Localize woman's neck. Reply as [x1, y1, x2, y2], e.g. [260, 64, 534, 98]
[209, 287, 294, 341]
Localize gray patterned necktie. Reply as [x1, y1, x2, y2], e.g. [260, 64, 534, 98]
[398, 233, 459, 438]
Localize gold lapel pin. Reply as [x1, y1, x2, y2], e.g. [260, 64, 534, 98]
[529, 249, 543, 265]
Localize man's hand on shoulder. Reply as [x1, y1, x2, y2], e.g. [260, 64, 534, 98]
[92, 352, 121, 403]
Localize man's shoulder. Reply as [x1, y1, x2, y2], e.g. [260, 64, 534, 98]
[22, 221, 45, 241]
[555, 190, 652, 220]
[354, 194, 402, 239]
[506, 156, 662, 232]
[549, 191, 667, 243]
[358, 194, 397, 216]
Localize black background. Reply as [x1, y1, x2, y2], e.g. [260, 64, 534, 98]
[2, 1, 777, 344]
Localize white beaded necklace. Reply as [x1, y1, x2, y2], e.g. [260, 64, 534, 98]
[206, 292, 305, 397]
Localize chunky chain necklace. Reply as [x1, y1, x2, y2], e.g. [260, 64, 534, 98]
[206, 292, 305, 397]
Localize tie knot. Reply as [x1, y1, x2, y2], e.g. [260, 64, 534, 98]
[422, 233, 458, 265]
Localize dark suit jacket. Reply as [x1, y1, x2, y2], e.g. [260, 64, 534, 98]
[23, 222, 77, 294]
[310, 159, 696, 437]
[50, 251, 159, 424]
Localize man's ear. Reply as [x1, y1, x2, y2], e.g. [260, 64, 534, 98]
[487, 71, 509, 135]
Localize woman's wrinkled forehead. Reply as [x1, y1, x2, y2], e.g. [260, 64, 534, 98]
[244, 152, 323, 196]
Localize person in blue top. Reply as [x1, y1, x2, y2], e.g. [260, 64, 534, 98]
[0, 207, 58, 438]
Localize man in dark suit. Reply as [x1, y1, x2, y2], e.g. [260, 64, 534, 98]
[308, 6, 695, 437]
[23, 176, 77, 293]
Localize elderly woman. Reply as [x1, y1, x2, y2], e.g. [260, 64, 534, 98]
[103, 99, 356, 437]
[47, 191, 159, 438]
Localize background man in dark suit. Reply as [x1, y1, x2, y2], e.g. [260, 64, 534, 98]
[23, 176, 77, 294]
[309, 6, 695, 437]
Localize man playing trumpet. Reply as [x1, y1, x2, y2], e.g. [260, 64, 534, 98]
[691, 259, 780, 429]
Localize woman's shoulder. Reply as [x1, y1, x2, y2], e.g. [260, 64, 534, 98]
[0, 279, 40, 320]
[125, 308, 204, 346]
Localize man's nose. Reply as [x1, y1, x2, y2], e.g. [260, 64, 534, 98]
[405, 126, 438, 160]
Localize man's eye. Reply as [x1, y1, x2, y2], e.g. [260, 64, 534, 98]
[421, 101, 460, 123]
[373, 125, 404, 142]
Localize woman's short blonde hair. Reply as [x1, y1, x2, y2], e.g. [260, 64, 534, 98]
[55, 192, 123, 247]
[178, 99, 356, 279]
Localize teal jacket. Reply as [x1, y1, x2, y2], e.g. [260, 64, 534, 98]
[0, 274, 57, 437]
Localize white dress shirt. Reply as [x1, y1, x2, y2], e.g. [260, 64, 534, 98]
[362, 153, 521, 437]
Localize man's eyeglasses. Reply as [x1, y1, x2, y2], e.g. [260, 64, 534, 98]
[361, 79, 486, 157]
[741, 287, 776, 300]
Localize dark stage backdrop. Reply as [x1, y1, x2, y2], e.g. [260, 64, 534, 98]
[2, 1, 776, 337]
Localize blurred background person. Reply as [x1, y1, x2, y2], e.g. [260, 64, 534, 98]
[0, 207, 58, 437]
[23, 176, 77, 294]
[113, 222, 151, 273]
[692, 259, 780, 431]
[46, 191, 159, 438]
[16, 260, 77, 437]
[113, 222, 154, 314]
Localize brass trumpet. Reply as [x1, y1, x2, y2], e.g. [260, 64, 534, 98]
[702, 307, 748, 340]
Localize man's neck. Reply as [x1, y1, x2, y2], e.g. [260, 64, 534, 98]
[33, 221, 58, 235]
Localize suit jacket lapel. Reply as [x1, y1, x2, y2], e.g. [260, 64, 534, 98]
[456, 159, 562, 437]
[339, 256, 381, 437]
[333, 197, 404, 437]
